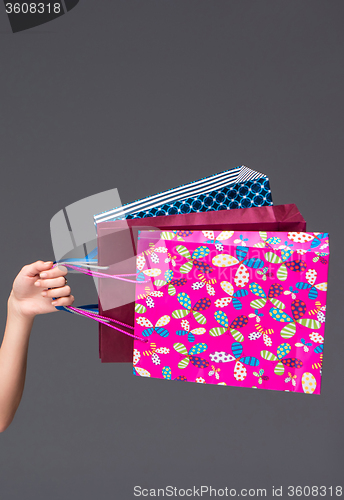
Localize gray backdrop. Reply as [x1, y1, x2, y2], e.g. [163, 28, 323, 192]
[0, 1, 343, 499]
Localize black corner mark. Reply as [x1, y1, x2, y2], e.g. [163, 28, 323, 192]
[64, 0, 78, 11]
[3, 0, 80, 33]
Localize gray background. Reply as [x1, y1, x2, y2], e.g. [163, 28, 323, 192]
[0, 1, 343, 499]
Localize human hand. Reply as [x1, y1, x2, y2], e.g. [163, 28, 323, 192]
[8, 261, 74, 320]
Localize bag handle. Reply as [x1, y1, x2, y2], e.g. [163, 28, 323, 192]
[57, 261, 146, 283]
[53, 261, 148, 343]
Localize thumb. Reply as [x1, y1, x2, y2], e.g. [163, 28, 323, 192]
[24, 260, 54, 277]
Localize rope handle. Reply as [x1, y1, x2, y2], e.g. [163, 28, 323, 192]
[55, 262, 147, 283]
[52, 262, 148, 342]
[62, 305, 148, 343]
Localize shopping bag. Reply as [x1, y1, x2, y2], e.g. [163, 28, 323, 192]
[94, 165, 273, 223]
[98, 204, 307, 362]
[133, 230, 329, 394]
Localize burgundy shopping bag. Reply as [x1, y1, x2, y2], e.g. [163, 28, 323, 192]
[98, 204, 306, 362]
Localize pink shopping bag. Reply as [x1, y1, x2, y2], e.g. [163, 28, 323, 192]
[133, 230, 329, 394]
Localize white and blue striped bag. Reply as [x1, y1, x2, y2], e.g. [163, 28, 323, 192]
[94, 165, 272, 224]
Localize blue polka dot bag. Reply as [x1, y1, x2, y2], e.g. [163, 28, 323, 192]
[94, 165, 273, 224]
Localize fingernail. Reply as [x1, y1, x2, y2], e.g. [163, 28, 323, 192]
[40, 272, 47, 278]
[34, 281, 40, 286]
[42, 291, 47, 296]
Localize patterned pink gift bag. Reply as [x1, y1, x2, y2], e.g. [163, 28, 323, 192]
[133, 230, 329, 394]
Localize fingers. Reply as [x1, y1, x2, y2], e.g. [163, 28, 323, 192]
[34, 276, 67, 289]
[51, 295, 75, 308]
[38, 264, 67, 279]
[41, 285, 71, 299]
[34, 264, 68, 289]
[23, 261, 54, 277]
[24, 260, 74, 308]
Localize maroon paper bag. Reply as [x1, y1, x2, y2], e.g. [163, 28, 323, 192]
[97, 204, 306, 362]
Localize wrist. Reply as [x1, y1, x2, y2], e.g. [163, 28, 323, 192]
[7, 292, 36, 324]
